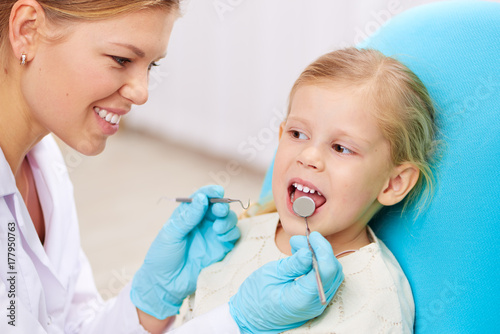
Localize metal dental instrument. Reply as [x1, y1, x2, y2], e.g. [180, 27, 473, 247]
[159, 197, 251, 210]
[292, 196, 327, 305]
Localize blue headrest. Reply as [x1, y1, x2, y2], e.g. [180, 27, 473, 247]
[361, 1, 500, 332]
[260, 1, 500, 332]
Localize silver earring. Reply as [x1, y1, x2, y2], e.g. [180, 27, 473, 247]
[20, 53, 27, 65]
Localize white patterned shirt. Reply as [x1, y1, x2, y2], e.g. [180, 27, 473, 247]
[176, 212, 414, 333]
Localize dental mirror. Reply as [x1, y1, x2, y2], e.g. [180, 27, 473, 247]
[292, 196, 326, 305]
[293, 196, 316, 217]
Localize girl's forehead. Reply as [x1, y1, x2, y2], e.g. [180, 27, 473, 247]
[291, 80, 374, 106]
[289, 82, 375, 115]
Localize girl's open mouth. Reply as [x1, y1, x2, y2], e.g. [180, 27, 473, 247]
[288, 181, 326, 210]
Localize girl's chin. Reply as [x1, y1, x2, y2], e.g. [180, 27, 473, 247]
[279, 217, 308, 237]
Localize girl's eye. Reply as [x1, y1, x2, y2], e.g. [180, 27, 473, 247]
[290, 130, 308, 140]
[333, 144, 353, 154]
[112, 56, 131, 67]
[148, 62, 159, 71]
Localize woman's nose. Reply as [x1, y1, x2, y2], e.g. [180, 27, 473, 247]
[297, 145, 325, 171]
[119, 72, 149, 106]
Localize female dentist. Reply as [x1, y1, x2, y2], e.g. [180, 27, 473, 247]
[0, 1, 344, 333]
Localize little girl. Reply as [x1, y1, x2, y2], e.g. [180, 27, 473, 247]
[176, 48, 437, 333]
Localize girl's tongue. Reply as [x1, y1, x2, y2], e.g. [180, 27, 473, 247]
[291, 188, 326, 209]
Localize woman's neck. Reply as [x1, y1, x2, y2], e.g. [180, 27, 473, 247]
[0, 67, 48, 178]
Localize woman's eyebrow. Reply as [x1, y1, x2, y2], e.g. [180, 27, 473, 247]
[112, 42, 145, 57]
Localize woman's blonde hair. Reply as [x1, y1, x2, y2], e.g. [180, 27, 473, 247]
[0, 0, 180, 65]
[245, 47, 438, 218]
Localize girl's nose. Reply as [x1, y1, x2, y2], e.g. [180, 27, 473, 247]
[297, 145, 325, 171]
[119, 72, 149, 106]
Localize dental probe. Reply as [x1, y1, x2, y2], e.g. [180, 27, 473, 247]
[159, 197, 251, 210]
[292, 196, 327, 305]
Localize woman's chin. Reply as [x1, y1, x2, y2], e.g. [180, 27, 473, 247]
[66, 137, 107, 156]
[83, 143, 106, 156]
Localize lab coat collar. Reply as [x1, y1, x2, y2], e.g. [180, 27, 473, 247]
[0, 141, 49, 266]
[1, 135, 80, 292]
[27, 135, 81, 286]
[1, 138, 68, 309]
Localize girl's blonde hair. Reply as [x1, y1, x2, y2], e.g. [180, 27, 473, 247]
[245, 47, 437, 218]
[0, 0, 180, 65]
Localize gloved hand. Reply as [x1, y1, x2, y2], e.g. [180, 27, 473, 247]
[229, 231, 344, 333]
[130, 185, 240, 319]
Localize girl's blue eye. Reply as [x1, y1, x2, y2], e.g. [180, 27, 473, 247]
[112, 56, 131, 67]
[333, 144, 353, 154]
[291, 130, 308, 140]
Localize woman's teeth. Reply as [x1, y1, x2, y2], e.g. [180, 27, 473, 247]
[94, 107, 121, 125]
[292, 182, 321, 196]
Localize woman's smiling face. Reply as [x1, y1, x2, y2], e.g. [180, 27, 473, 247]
[22, 8, 175, 155]
[272, 83, 395, 246]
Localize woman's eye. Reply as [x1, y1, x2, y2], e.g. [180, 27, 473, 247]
[148, 62, 159, 71]
[290, 130, 308, 140]
[112, 56, 131, 67]
[333, 144, 353, 154]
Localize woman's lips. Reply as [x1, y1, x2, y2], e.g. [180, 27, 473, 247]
[93, 109, 119, 135]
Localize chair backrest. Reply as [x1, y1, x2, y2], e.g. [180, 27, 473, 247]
[259, 1, 500, 332]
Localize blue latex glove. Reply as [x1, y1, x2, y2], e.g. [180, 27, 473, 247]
[130, 185, 240, 319]
[229, 231, 343, 333]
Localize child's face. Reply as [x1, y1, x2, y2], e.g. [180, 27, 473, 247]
[272, 83, 395, 244]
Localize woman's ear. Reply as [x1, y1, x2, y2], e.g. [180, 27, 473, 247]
[378, 163, 420, 206]
[9, 0, 47, 63]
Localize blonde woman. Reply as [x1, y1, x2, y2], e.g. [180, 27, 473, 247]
[0, 1, 343, 333]
[179, 48, 438, 333]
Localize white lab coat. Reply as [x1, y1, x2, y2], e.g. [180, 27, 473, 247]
[0, 135, 239, 333]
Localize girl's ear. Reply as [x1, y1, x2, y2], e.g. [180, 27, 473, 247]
[9, 0, 47, 63]
[378, 163, 420, 206]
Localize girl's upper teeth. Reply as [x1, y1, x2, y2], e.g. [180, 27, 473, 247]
[293, 182, 321, 196]
[94, 107, 121, 125]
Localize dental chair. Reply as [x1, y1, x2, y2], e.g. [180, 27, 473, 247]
[259, 1, 500, 332]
